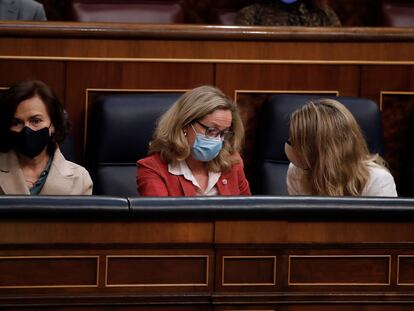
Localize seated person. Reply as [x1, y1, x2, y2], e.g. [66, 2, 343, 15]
[0, 80, 92, 195]
[0, 0, 47, 21]
[236, 0, 341, 26]
[136, 85, 251, 196]
[285, 98, 397, 196]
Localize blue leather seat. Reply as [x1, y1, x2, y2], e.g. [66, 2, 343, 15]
[85, 92, 182, 196]
[256, 94, 384, 195]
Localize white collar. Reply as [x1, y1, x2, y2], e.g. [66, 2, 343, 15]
[168, 160, 221, 194]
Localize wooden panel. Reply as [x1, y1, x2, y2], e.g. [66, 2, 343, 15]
[398, 256, 414, 285]
[216, 64, 360, 98]
[380, 93, 414, 196]
[216, 221, 414, 244]
[289, 255, 390, 285]
[106, 255, 209, 287]
[287, 222, 414, 243]
[0, 60, 65, 101]
[3, 36, 414, 62]
[360, 65, 414, 197]
[215, 221, 288, 244]
[0, 221, 213, 244]
[222, 256, 276, 286]
[0, 256, 98, 288]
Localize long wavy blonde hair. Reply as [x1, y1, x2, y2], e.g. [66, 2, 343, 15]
[149, 85, 244, 172]
[289, 98, 386, 196]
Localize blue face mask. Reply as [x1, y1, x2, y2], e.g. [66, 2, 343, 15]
[280, 0, 298, 4]
[191, 133, 223, 162]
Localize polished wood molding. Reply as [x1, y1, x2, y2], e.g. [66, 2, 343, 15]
[2, 22, 414, 41]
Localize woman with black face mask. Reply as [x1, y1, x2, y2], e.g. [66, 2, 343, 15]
[235, 0, 341, 26]
[0, 80, 92, 195]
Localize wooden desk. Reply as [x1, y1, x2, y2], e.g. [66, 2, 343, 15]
[0, 196, 414, 310]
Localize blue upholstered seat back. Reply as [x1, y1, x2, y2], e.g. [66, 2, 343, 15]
[86, 92, 182, 196]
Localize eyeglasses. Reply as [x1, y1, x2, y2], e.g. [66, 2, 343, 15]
[286, 138, 292, 146]
[194, 120, 234, 140]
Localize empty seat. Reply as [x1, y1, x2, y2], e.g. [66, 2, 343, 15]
[207, 0, 251, 25]
[381, 0, 414, 27]
[256, 94, 384, 195]
[68, 0, 185, 23]
[85, 92, 182, 196]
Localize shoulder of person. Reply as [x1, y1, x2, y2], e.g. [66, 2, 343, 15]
[64, 160, 90, 176]
[19, 0, 43, 9]
[367, 161, 393, 178]
[137, 153, 168, 169]
[22, 0, 43, 7]
[364, 161, 397, 196]
[51, 148, 89, 177]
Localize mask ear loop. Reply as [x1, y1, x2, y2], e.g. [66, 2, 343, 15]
[190, 123, 198, 135]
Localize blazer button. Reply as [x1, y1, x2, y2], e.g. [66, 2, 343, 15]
[222, 179, 228, 185]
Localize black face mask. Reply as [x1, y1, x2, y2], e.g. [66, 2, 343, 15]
[10, 126, 51, 159]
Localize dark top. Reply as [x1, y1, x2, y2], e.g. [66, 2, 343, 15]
[29, 154, 53, 195]
[235, 0, 341, 26]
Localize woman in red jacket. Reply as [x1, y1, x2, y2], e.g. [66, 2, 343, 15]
[136, 85, 251, 196]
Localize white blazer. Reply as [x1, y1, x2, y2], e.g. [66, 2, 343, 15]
[0, 148, 92, 195]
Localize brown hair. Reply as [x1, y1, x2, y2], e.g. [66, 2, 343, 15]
[289, 98, 386, 195]
[149, 85, 244, 172]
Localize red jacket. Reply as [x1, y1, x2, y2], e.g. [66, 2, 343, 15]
[136, 153, 251, 196]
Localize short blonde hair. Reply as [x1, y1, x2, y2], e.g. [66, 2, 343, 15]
[289, 98, 386, 196]
[149, 85, 244, 172]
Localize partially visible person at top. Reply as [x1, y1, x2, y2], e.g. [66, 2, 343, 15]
[236, 0, 341, 27]
[0, 80, 92, 195]
[0, 0, 47, 21]
[285, 98, 397, 197]
[136, 85, 251, 196]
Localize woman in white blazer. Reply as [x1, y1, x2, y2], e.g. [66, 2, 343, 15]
[0, 80, 92, 195]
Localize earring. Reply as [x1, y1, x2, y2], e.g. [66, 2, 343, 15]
[183, 130, 187, 136]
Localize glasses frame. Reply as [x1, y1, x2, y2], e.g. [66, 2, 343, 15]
[194, 120, 234, 140]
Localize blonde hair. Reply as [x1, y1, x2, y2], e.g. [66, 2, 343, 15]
[289, 98, 386, 196]
[149, 85, 244, 172]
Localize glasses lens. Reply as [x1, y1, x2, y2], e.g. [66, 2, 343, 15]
[205, 127, 220, 138]
[222, 130, 234, 140]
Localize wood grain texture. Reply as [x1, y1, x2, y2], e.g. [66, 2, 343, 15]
[0, 60, 65, 100]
